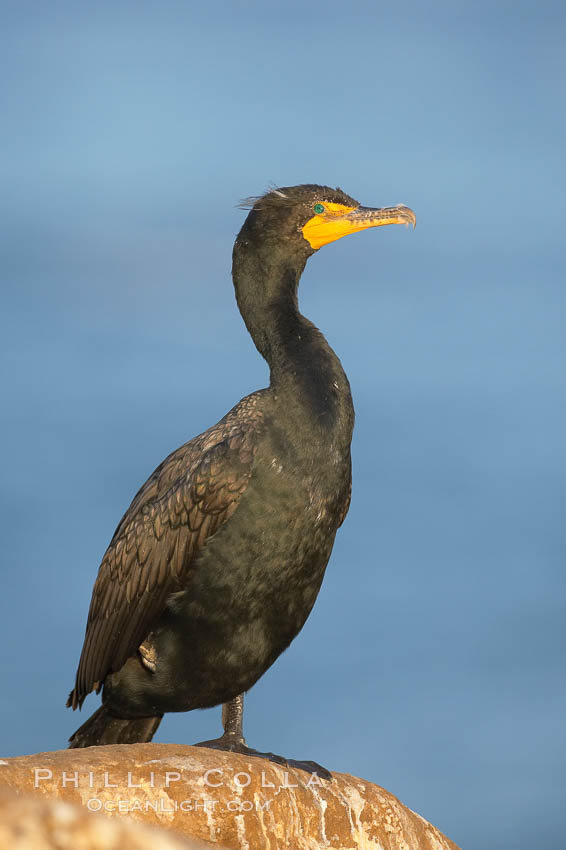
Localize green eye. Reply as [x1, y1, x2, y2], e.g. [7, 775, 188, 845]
[313, 203, 325, 214]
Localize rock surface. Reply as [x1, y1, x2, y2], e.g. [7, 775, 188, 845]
[0, 744, 460, 849]
[0, 792, 220, 849]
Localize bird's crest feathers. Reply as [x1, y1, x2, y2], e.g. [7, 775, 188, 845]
[237, 184, 291, 210]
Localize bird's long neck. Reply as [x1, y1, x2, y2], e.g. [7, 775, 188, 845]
[232, 238, 353, 431]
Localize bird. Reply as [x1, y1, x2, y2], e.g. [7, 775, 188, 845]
[67, 184, 415, 772]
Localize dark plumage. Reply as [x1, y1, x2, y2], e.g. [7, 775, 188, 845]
[67, 184, 415, 762]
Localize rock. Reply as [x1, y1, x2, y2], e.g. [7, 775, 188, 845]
[0, 745, 460, 849]
[0, 791, 220, 849]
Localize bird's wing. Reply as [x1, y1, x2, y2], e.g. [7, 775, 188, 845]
[68, 402, 262, 709]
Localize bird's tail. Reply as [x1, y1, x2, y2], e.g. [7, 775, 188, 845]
[68, 706, 162, 749]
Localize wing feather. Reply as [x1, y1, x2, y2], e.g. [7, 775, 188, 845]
[68, 399, 264, 710]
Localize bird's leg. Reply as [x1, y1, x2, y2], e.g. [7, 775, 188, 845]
[194, 694, 247, 751]
[222, 693, 246, 746]
[194, 693, 332, 780]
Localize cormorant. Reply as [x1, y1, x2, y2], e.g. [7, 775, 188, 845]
[67, 184, 415, 769]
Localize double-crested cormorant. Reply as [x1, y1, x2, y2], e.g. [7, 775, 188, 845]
[67, 185, 415, 767]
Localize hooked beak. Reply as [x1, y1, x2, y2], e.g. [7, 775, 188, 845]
[302, 203, 416, 250]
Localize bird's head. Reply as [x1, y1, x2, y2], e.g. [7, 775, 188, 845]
[238, 184, 416, 257]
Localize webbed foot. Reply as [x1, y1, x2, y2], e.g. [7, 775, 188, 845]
[138, 637, 157, 673]
[194, 693, 332, 780]
[194, 733, 331, 780]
